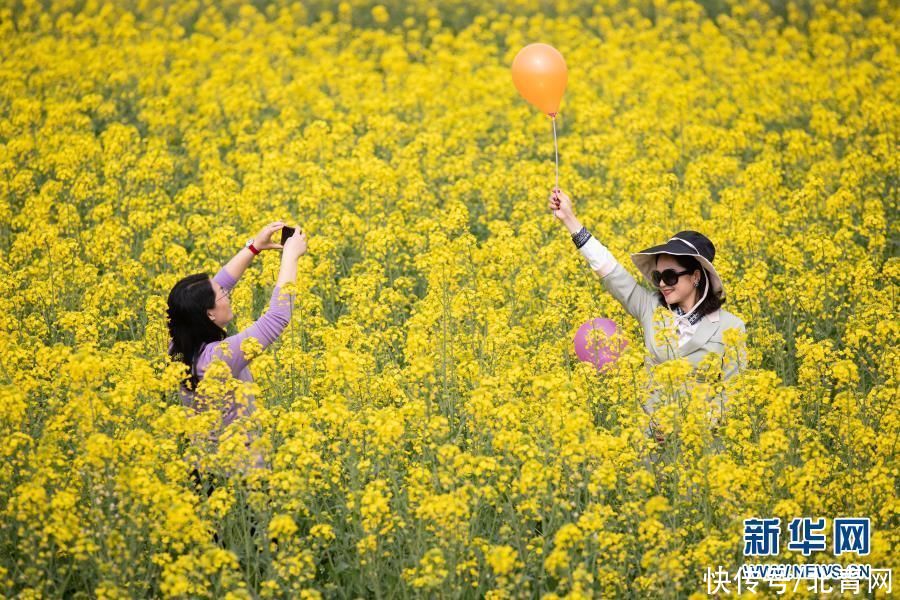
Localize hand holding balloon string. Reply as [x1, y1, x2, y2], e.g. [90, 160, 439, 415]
[548, 188, 582, 234]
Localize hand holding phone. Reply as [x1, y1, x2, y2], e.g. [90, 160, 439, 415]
[280, 225, 297, 245]
[251, 221, 287, 252]
[281, 225, 307, 258]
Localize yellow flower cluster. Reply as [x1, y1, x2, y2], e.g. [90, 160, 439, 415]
[0, 0, 896, 597]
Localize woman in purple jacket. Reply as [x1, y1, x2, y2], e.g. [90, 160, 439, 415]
[166, 221, 307, 479]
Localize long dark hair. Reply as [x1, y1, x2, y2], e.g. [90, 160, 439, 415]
[653, 254, 723, 316]
[167, 274, 226, 391]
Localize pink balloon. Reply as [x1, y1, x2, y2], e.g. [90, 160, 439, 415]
[573, 318, 627, 372]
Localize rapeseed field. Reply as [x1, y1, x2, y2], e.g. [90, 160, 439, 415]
[0, 0, 896, 597]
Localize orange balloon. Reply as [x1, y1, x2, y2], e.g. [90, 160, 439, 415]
[511, 43, 568, 116]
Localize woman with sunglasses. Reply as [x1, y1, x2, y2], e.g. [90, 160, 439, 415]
[167, 221, 307, 477]
[548, 188, 746, 419]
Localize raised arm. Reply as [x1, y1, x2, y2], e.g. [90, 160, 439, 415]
[203, 225, 308, 377]
[549, 188, 658, 320]
[208, 285, 294, 376]
[213, 265, 238, 293]
[218, 221, 287, 285]
[596, 262, 659, 321]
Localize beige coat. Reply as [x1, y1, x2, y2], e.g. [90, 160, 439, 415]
[597, 262, 747, 414]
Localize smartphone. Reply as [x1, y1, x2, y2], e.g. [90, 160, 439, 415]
[280, 226, 296, 245]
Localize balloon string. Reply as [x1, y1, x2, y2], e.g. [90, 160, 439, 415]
[552, 115, 559, 190]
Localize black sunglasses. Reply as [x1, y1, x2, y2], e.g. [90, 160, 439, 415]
[651, 268, 693, 286]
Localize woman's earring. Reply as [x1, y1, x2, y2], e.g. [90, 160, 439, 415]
[693, 281, 699, 287]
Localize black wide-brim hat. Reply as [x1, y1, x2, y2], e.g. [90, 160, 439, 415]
[630, 231, 724, 300]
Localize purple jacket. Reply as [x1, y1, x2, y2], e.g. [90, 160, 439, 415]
[170, 266, 294, 430]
